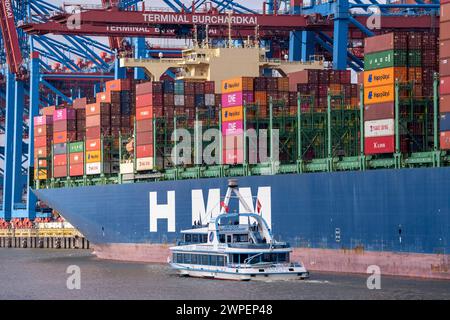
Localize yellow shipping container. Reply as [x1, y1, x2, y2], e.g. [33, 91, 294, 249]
[222, 106, 243, 122]
[221, 77, 253, 94]
[86, 150, 101, 163]
[363, 67, 408, 88]
[34, 168, 47, 180]
[364, 84, 395, 105]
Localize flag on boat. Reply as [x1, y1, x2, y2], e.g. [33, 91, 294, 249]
[256, 199, 262, 214]
[220, 201, 229, 213]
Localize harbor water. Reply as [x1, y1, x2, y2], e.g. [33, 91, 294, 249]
[0, 249, 449, 300]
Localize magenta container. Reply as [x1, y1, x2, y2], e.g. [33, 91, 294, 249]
[222, 92, 243, 107]
[53, 108, 76, 121]
[222, 120, 244, 136]
[34, 115, 53, 126]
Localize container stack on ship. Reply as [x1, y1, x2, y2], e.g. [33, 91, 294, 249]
[1, 1, 448, 280]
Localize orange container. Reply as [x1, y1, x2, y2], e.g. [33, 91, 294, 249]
[364, 67, 407, 88]
[105, 79, 131, 92]
[221, 106, 243, 122]
[364, 84, 394, 105]
[254, 91, 267, 106]
[85, 139, 101, 151]
[221, 77, 254, 94]
[96, 91, 111, 103]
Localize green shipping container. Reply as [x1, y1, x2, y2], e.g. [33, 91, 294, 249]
[364, 50, 407, 71]
[69, 141, 84, 153]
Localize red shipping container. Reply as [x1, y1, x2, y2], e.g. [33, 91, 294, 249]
[86, 103, 110, 116]
[73, 97, 87, 109]
[53, 120, 76, 132]
[96, 91, 111, 103]
[136, 106, 153, 120]
[204, 81, 215, 94]
[440, 131, 450, 149]
[35, 146, 50, 158]
[34, 125, 52, 137]
[85, 127, 101, 139]
[70, 152, 84, 165]
[34, 115, 53, 126]
[440, 76, 450, 95]
[136, 144, 154, 158]
[105, 79, 131, 92]
[34, 136, 52, 148]
[440, 95, 450, 113]
[136, 93, 162, 108]
[440, 40, 450, 59]
[53, 165, 68, 178]
[86, 114, 110, 128]
[364, 135, 395, 154]
[442, 3, 450, 22]
[136, 119, 153, 133]
[440, 58, 450, 77]
[69, 163, 84, 177]
[53, 131, 77, 144]
[364, 32, 407, 55]
[85, 139, 101, 151]
[364, 103, 394, 121]
[53, 154, 67, 166]
[136, 81, 162, 95]
[136, 131, 153, 146]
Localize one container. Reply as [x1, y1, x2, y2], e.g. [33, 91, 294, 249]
[86, 162, 101, 175]
[363, 67, 407, 88]
[440, 113, 450, 131]
[53, 154, 67, 167]
[440, 40, 450, 59]
[221, 77, 254, 94]
[364, 84, 394, 105]
[136, 157, 154, 171]
[85, 139, 101, 151]
[136, 145, 154, 158]
[53, 108, 76, 121]
[96, 92, 111, 103]
[364, 50, 407, 71]
[53, 131, 77, 144]
[69, 141, 84, 153]
[136, 131, 153, 146]
[53, 143, 67, 155]
[364, 118, 395, 138]
[440, 95, 450, 113]
[86, 150, 101, 163]
[222, 91, 244, 108]
[136, 107, 153, 120]
[136, 119, 153, 133]
[53, 166, 68, 178]
[440, 131, 450, 150]
[364, 32, 407, 55]
[69, 164, 84, 176]
[34, 125, 53, 137]
[34, 115, 53, 126]
[69, 152, 84, 165]
[364, 103, 394, 121]
[222, 120, 244, 136]
[440, 76, 450, 95]
[364, 135, 395, 154]
[222, 148, 244, 164]
[221, 106, 243, 122]
[440, 58, 450, 77]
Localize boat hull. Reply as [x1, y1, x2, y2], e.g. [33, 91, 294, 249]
[33, 167, 450, 279]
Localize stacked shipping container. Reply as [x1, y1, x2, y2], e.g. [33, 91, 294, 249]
[52, 108, 76, 177]
[33, 115, 53, 180]
[441, 0, 450, 149]
[363, 31, 438, 155]
[221, 77, 253, 164]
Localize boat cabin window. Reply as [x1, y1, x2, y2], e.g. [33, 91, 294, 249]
[219, 234, 225, 243]
[173, 253, 226, 266]
[183, 233, 208, 244]
[229, 253, 290, 264]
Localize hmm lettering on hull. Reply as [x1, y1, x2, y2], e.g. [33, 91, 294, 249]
[149, 187, 272, 232]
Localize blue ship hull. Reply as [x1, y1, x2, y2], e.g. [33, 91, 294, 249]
[33, 167, 450, 255]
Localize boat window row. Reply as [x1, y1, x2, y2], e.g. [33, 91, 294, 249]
[173, 253, 226, 266]
[184, 233, 208, 244]
[219, 234, 249, 243]
[230, 252, 290, 264]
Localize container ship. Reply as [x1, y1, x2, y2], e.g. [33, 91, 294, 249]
[32, 32, 450, 279]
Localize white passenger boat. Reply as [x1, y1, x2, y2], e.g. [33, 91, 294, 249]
[168, 179, 309, 281]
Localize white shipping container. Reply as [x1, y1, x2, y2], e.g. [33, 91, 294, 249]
[120, 162, 134, 174]
[86, 162, 101, 175]
[364, 118, 394, 138]
[205, 94, 215, 106]
[136, 157, 154, 171]
[174, 95, 185, 106]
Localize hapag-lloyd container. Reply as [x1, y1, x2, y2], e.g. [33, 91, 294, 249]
[221, 77, 254, 94]
[34, 115, 53, 126]
[222, 120, 244, 136]
[221, 106, 243, 122]
[86, 150, 101, 163]
[364, 103, 394, 121]
[364, 118, 395, 138]
[365, 135, 395, 154]
[364, 84, 394, 105]
[363, 67, 407, 88]
[440, 131, 450, 150]
[136, 157, 153, 171]
[53, 108, 76, 121]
